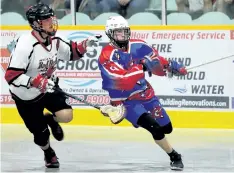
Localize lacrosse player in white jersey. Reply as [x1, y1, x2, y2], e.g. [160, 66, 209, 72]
[4, 2, 102, 168]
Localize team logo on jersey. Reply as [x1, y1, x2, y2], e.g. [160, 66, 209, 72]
[38, 54, 57, 74]
[112, 50, 133, 70]
[151, 106, 163, 119]
[0, 41, 15, 73]
[114, 52, 120, 60]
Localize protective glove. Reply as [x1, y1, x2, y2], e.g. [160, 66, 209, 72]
[77, 34, 102, 54]
[167, 60, 187, 78]
[140, 52, 165, 77]
[49, 73, 59, 86]
[30, 74, 55, 93]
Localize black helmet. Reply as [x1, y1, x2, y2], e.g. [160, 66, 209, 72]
[26, 2, 57, 36]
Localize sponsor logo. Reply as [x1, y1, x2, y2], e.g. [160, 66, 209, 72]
[159, 95, 229, 109]
[0, 40, 15, 73]
[173, 85, 187, 94]
[173, 85, 224, 95]
[1, 31, 17, 38]
[67, 31, 94, 41]
[190, 85, 224, 95]
[57, 31, 101, 87]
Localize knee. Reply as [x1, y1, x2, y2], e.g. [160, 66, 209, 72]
[55, 109, 73, 123]
[33, 127, 50, 146]
[150, 124, 165, 140]
[163, 122, 173, 134]
[137, 113, 165, 140]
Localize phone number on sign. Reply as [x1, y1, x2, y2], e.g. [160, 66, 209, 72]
[66, 95, 110, 106]
[0, 95, 15, 104]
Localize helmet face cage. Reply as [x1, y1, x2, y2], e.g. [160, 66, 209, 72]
[107, 27, 131, 49]
[26, 3, 58, 36]
[39, 16, 58, 36]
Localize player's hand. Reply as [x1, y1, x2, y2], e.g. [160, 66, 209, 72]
[42, 61, 59, 86]
[77, 34, 102, 54]
[50, 73, 59, 86]
[30, 74, 55, 93]
[86, 34, 102, 46]
[167, 60, 187, 78]
[86, 34, 102, 52]
[140, 52, 165, 76]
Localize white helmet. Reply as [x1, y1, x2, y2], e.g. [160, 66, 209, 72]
[105, 16, 131, 49]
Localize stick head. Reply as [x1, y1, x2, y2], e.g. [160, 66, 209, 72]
[100, 104, 126, 124]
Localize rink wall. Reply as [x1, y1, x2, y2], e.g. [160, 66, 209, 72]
[1, 107, 234, 128]
[1, 25, 234, 129]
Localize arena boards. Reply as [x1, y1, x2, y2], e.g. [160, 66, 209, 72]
[1, 25, 234, 129]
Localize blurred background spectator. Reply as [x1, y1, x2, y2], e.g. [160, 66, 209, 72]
[1, 0, 66, 19]
[1, 0, 233, 24]
[176, 0, 205, 13]
[216, 0, 234, 19]
[64, 0, 150, 19]
[175, 0, 234, 19]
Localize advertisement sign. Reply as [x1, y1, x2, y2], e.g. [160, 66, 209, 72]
[1, 29, 234, 111]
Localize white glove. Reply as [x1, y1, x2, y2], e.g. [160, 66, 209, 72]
[85, 34, 102, 52]
[50, 73, 59, 86]
[45, 79, 55, 93]
[100, 104, 126, 124]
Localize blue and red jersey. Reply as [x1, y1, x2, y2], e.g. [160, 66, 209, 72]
[98, 39, 167, 103]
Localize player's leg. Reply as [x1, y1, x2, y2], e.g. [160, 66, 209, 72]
[116, 99, 183, 170]
[137, 114, 183, 170]
[44, 88, 73, 141]
[14, 99, 59, 168]
[141, 97, 184, 170]
[124, 100, 176, 155]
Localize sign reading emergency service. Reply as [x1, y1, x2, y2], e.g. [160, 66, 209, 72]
[1, 29, 234, 111]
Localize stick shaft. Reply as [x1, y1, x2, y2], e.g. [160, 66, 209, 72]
[187, 54, 234, 71]
[55, 88, 100, 109]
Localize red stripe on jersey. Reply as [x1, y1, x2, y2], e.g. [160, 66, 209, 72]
[71, 41, 79, 60]
[5, 68, 25, 84]
[103, 61, 144, 90]
[151, 47, 169, 76]
[76, 40, 86, 55]
[99, 45, 145, 90]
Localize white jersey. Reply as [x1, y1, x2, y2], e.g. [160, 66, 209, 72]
[6, 32, 82, 101]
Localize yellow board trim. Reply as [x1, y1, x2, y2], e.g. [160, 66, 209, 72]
[1, 25, 234, 30]
[1, 108, 234, 129]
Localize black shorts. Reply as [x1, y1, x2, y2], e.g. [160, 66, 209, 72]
[13, 89, 72, 134]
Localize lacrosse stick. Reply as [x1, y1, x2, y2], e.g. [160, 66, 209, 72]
[54, 87, 126, 124]
[186, 54, 234, 71]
